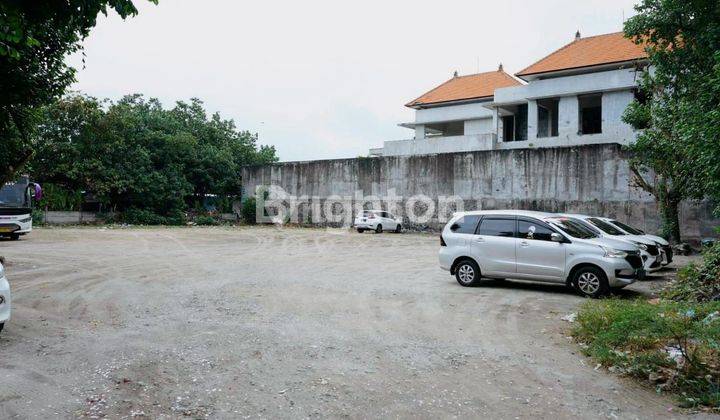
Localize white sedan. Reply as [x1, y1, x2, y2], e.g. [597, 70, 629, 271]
[354, 210, 402, 233]
[0, 260, 10, 334]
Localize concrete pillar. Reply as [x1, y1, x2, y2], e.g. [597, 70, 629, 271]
[558, 96, 579, 138]
[414, 124, 425, 140]
[492, 108, 500, 142]
[527, 100, 538, 140]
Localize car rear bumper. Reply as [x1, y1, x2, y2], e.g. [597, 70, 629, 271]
[438, 248, 453, 271]
[354, 222, 377, 229]
[0, 276, 11, 323]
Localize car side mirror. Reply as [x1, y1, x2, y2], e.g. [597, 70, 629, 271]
[551, 233, 563, 242]
[450, 223, 460, 231]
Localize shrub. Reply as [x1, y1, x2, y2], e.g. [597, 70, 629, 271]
[31, 209, 45, 225]
[120, 208, 186, 226]
[241, 197, 257, 224]
[665, 242, 720, 303]
[573, 299, 720, 410]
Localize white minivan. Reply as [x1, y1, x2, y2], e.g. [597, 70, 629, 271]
[0, 259, 10, 334]
[438, 210, 644, 297]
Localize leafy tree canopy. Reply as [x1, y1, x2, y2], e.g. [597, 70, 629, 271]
[31, 94, 278, 218]
[0, 0, 156, 185]
[623, 0, 720, 241]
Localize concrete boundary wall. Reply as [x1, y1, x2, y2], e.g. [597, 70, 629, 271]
[241, 144, 718, 240]
[43, 211, 99, 224]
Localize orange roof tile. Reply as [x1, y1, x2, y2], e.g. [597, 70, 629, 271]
[406, 70, 522, 108]
[516, 32, 648, 78]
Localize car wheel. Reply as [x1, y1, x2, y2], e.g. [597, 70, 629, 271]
[395, 224, 402, 233]
[0, 323, 4, 334]
[375, 224, 383, 233]
[573, 266, 609, 298]
[10, 234, 19, 241]
[455, 259, 481, 287]
[356, 228, 364, 233]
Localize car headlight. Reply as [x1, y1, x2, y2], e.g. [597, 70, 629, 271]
[632, 242, 648, 251]
[601, 246, 628, 258]
[19, 217, 31, 223]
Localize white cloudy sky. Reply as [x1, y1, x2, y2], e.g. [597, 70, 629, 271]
[68, 0, 638, 162]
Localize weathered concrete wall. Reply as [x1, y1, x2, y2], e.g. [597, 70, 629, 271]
[242, 144, 718, 240]
[43, 211, 98, 224]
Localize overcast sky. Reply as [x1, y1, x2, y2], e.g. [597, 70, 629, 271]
[68, 0, 638, 162]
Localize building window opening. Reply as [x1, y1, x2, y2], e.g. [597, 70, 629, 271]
[502, 116, 515, 141]
[499, 103, 528, 142]
[578, 94, 602, 135]
[537, 98, 559, 138]
[515, 104, 528, 141]
[425, 121, 464, 137]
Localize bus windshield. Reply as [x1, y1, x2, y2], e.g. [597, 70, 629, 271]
[0, 178, 31, 208]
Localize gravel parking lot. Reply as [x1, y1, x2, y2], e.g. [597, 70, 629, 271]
[0, 227, 701, 418]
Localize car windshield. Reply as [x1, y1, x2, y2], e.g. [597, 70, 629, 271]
[545, 217, 598, 239]
[610, 219, 644, 235]
[587, 217, 625, 235]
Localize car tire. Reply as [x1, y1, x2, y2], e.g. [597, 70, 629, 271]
[10, 234, 19, 241]
[357, 228, 365, 233]
[572, 266, 609, 298]
[375, 224, 383, 233]
[0, 323, 4, 334]
[395, 224, 402, 233]
[455, 259, 481, 287]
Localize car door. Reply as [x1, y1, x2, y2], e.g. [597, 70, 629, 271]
[469, 216, 518, 276]
[381, 212, 396, 230]
[515, 218, 566, 282]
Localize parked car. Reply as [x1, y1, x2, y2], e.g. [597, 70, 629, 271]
[438, 210, 644, 297]
[601, 217, 673, 266]
[0, 259, 10, 334]
[560, 214, 664, 272]
[354, 210, 402, 233]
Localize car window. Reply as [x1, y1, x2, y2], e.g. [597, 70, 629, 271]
[610, 219, 644, 235]
[450, 215, 481, 234]
[477, 217, 515, 237]
[545, 217, 598, 239]
[587, 217, 625, 235]
[518, 220, 554, 241]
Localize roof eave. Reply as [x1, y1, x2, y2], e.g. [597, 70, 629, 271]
[405, 95, 495, 109]
[515, 58, 649, 81]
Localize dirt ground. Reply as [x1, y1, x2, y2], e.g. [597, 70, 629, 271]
[0, 226, 711, 419]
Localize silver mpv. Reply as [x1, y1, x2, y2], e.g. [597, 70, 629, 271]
[438, 210, 645, 297]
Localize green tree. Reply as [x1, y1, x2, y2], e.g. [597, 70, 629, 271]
[623, 0, 720, 242]
[32, 94, 278, 220]
[0, 0, 156, 186]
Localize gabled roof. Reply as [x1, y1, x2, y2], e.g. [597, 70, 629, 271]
[406, 69, 522, 108]
[516, 32, 648, 79]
